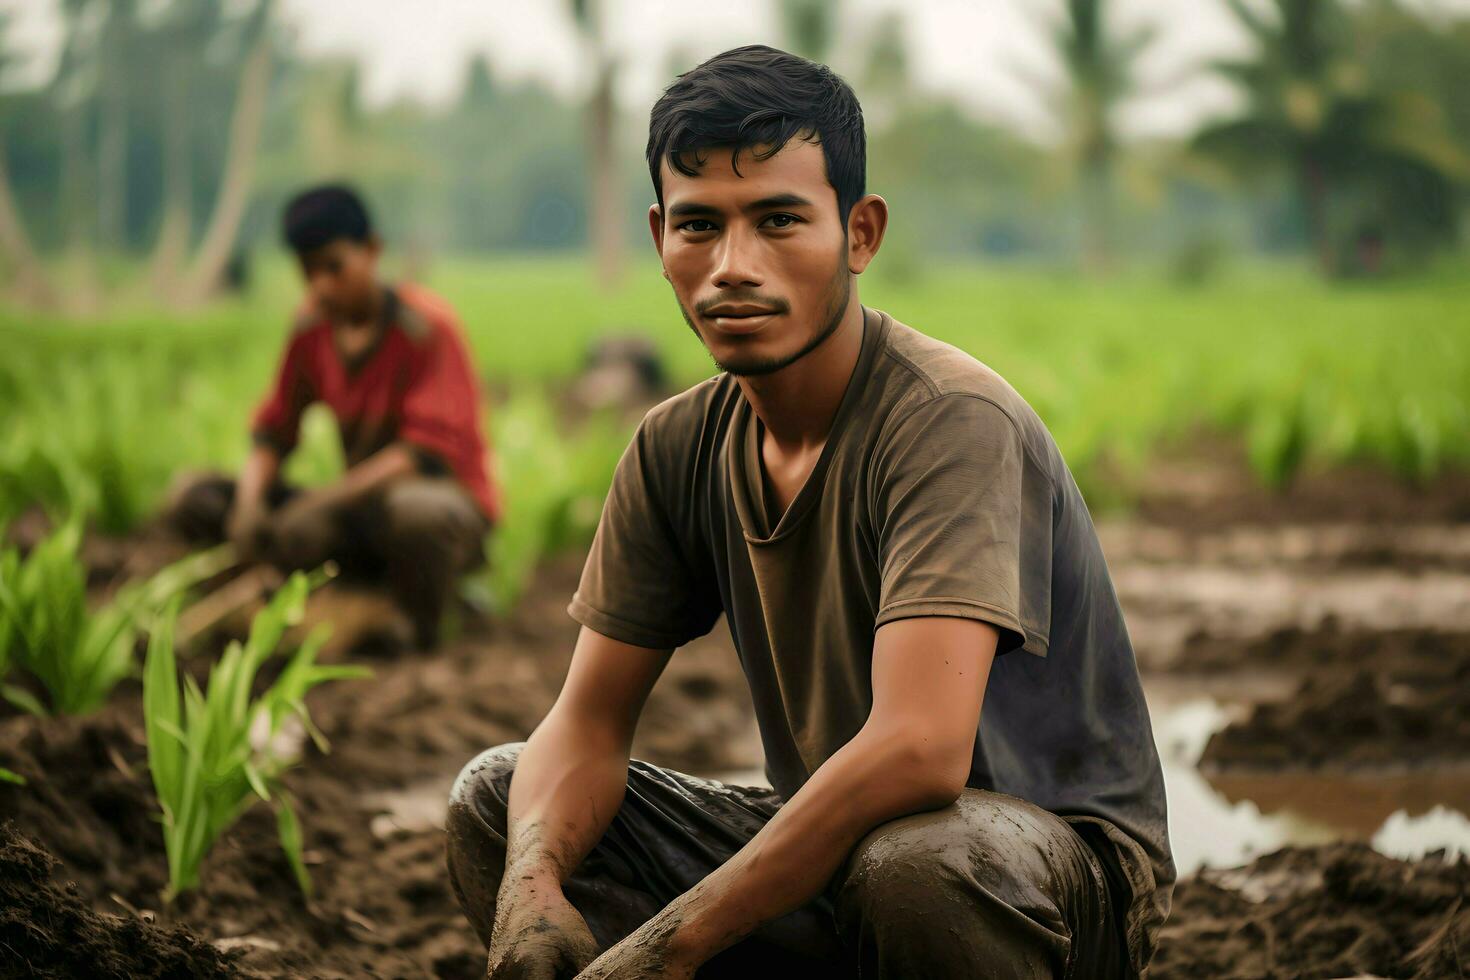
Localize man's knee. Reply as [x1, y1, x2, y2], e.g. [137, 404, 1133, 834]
[164, 471, 235, 542]
[835, 791, 1081, 975]
[448, 741, 524, 828]
[445, 742, 525, 946]
[383, 479, 485, 566]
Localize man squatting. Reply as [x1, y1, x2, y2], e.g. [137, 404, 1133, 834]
[169, 185, 499, 652]
[446, 45, 1174, 979]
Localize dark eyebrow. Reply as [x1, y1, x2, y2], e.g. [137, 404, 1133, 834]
[667, 202, 720, 218]
[667, 193, 815, 219]
[746, 193, 813, 212]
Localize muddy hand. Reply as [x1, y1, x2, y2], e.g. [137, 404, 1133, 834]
[485, 889, 599, 980]
[574, 923, 698, 980]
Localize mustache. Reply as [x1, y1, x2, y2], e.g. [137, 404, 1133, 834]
[693, 290, 791, 316]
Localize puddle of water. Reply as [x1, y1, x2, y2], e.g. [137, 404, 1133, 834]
[1150, 688, 1470, 874]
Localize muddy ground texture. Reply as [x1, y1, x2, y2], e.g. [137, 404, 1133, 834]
[3, 454, 1469, 978]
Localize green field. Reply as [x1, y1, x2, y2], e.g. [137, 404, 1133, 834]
[3, 255, 1467, 604]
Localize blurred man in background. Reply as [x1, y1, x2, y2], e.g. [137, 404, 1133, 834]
[169, 184, 499, 649]
[447, 46, 1170, 978]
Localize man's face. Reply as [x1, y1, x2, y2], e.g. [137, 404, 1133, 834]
[651, 140, 851, 377]
[297, 238, 380, 322]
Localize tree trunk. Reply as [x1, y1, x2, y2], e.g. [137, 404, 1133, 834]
[586, 54, 623, 293]
[1300, 153, 1334, 275]
[1080, 155, 1114, 277]
[146, 72, 192, 299]
[97, 91, 127, 252]
[176, 8, 273, 306]
[59, 97, 100, 312]
[0, 137, 55, 307]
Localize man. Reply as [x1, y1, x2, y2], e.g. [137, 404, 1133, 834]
[169, 185, 499, 649]
[447, 46, 1172, 978]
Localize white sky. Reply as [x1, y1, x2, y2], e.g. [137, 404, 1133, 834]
[4, 0, 1469, 141]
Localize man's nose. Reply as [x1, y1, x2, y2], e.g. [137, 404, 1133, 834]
[711, 226, 763, 290]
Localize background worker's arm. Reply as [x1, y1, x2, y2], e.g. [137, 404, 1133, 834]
[487, 626, 673, 978]
[226, 443, 282, 559]
[580, 616, 997, 978]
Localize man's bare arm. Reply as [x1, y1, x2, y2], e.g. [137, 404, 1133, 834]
[504, 626, 672, 883]
[483, 626, 673, 976]
[580, 616, 997, 976]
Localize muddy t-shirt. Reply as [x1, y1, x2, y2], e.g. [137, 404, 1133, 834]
[568, 307, 1174, 970]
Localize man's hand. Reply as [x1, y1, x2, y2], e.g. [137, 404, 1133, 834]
[486, 872, 599, 980]
[574, 915, 699, 980]
[225, 501, 271, 564]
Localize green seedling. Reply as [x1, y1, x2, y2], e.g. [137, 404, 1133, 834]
[0, 522, 232, 716]
[143, 571, 370, 902]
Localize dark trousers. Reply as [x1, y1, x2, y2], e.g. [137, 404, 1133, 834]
[445, 743, 1129, 979]
[167, 472, 487, 646]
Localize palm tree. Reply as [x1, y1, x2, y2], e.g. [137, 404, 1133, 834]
[779, 0, 838, 63]
[1008, 0, 1158, 274]
[570, 0, 623, 292]
[1193, 0, 1469, 273]
[1052, 0, 1157, 273]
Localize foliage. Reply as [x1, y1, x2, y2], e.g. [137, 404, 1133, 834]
[1, 257, 1467, 609]
[478, 390, 627, 613]
[1193, 0, 1470, 271]
[0, 522, 231, 716]
[143, 572, 370, 902]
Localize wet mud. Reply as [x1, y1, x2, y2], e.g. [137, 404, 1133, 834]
[1, 460, 1467, 976]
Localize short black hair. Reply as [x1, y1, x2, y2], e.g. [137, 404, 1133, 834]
[646, 45, 866, 222]
[282, 184, 373, 254]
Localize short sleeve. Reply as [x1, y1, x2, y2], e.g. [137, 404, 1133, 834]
[873, 394, 1054, 657]
[250, 331, 315, 455]
[567, 415, 720, 650]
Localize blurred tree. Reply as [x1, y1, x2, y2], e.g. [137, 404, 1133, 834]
[779, 0, 838, 62]
[1029, 0, 1159, 274]
[0, 13, 55, 306]
[570, 0, 623, 291]
[176, 0, 277, 305]
[1193, 0, 1469, 273]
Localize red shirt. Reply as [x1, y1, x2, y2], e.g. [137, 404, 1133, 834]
[252, 283, 501, 524]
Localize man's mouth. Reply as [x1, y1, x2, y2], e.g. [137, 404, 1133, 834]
[701, 303, 784, 333]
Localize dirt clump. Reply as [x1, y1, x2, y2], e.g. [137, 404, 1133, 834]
[0, 824, 240, 980]
[1155, 843, 1470, 979]
[1199, 636, 1470, 772]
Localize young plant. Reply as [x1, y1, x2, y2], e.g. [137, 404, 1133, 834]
[143, 571, 370, 901]
[0, 522, 231, 716]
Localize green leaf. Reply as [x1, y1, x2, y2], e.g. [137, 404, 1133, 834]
[274, 792, 312, 897]
[1, 683, 49, 719]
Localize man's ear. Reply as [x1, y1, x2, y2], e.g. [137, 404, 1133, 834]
[648, 204, 665, 260]
[845, 194, 888, 275]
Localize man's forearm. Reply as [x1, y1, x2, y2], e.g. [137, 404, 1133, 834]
[235, 444, 281, 514]
[305, 442, 420, 511]
[652, 724, 967, 963]
[501, 711, 632, 890]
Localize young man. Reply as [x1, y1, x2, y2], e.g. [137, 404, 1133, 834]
[446, 46, 1172, 978]
[169, 185, 499, 648]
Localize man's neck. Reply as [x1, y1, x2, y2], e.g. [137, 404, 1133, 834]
[330, 283, 390, 362]
[735, 298, 866, 453]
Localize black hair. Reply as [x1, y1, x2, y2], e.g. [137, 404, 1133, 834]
[646, 45, 866, 221]
[281, 183, 374, 254]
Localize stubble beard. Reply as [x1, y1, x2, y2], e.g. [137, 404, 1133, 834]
[675, 251, 852, 378]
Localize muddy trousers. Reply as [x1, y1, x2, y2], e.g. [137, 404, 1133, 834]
[445, 743, 1129, 979]
[166, 472, 487, 647]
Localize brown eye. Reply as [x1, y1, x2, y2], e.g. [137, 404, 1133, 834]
[763, 214, 799, 228]
[680, 220, 717, 233]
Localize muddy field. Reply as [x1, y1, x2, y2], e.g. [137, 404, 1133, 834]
[3, 456, 1469, 978]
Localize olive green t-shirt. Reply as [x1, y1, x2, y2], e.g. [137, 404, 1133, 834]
[568, 307, 1174, 970]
